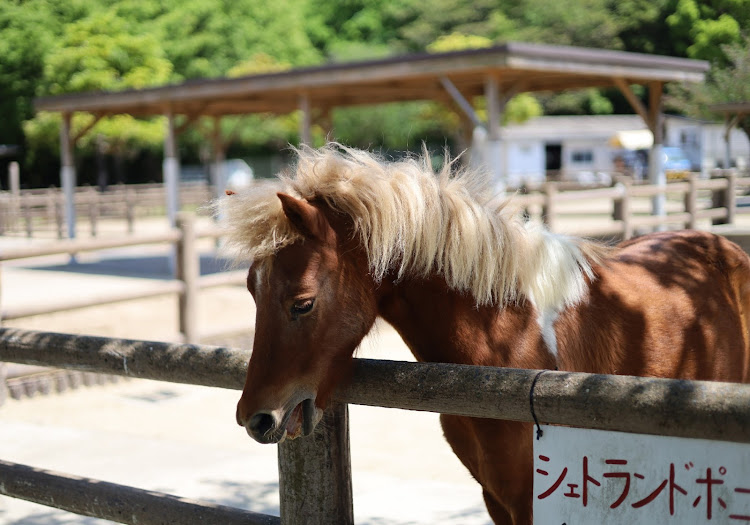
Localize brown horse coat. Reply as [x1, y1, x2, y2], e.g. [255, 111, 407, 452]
[221, 145, 750, 524]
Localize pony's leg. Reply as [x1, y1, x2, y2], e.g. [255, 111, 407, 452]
[440, 414, 527, 524]
[483, 489, 514, 524]
[474, 420, 534, 525]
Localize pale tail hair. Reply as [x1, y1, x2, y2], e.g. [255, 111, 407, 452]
[217, 143, 607, 312]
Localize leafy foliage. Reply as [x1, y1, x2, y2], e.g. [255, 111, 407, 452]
[667, 36, 750, 142]
[1, 0, 744, 186]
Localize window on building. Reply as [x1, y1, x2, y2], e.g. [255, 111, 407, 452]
[571, 150, 593, 163]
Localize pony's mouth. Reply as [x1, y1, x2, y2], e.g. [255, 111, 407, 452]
[280, 398, 319, 441]
[248, 395, 322, 444]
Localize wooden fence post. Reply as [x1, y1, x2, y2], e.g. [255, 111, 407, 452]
[278, 401, 354, 525]
[176, 213, 199, 344]
[87, 187, 99, 237]
[712, 170, 737, 226]
[685, 173, 698, 230]
[725, 170, 737, 226]
[125, 189, 136, 233]
[612, 179, 632, 240]
[24, 198, 33, 238]
[0, 264, 5, 407]
[542, 183, 558, 232]
[55, 194, 64, 239]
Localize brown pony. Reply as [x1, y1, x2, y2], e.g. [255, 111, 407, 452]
[220, 144, 750, 524]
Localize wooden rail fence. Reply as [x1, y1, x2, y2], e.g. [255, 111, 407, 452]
[0, 213, 246, 344]
[0, 182, 212, 238]
[0, 329, 749, 524]
[517, 170, 749, 238]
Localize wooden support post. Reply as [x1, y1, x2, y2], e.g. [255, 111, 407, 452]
[713, 170, 737, 226]
[724, 114, 739, 169]
[726, 170, 737, 225]
[24, 197, 33, 238]
[485, 74, 504, 190]
[7, 162, 20, 234]
[278, 401, 353, 525]
[212, 116, 226, 203]
[299, 93, 312, 146]
[176, 213, 199, 344]
[125, 188, 136, 234]
[613, 180, 633, 240]
[55, 195, 64, 240]
[0, 264, 5, 406]
[60, 112, 77, 240]
[0, 362, 6, 407]
[542, 183, 558, 232]
[685, 173, 698, 230]
[87, 187, 99, 237]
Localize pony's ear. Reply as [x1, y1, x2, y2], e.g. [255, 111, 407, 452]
[277, 193, 328, 241]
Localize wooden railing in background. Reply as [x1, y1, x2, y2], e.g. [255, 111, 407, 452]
[0, 213, 245, 344]
[0, 182, 212, 238]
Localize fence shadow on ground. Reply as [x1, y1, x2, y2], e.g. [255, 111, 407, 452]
[202, 479, 280, 517]
[18, 254, 233, 280]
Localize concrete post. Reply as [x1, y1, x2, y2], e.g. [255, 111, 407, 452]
[163, 110, 180, 275]
[724, 115, 733, 170]
[176, 213, 199, 344]
[212, 116, 226, 203]
[9, 162, 19, 196]
[299, 93, 312, 146]
[163, 111, 180, 229]
[648, 83, 666, 225]
[60, 112, 76, 240]
[485, 75, 504, 192]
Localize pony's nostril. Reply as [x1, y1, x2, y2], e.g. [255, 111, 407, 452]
[248, 412, 276, 437]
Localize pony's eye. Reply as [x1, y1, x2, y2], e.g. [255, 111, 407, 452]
[290, 298, 315, 319]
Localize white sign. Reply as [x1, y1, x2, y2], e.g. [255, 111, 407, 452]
[533, 425, 750, 524]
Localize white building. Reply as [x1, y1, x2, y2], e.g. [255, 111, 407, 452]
[489, 114, 750, 187]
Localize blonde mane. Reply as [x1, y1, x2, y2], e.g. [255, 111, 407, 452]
[218, 143, 605, 311]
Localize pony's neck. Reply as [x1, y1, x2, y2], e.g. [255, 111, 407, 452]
[376, 274, 556, 370]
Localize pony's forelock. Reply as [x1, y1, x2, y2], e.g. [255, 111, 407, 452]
[217, 143, 604, 310]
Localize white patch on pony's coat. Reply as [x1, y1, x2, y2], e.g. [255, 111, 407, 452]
[538, 308, 560, 360]
[520, 225, 594, 313]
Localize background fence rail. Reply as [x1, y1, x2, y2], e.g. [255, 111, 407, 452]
[0, 214, 247, 343]
[0, 460, 280, 525]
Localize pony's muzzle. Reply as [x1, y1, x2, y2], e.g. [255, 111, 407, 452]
[244, 410, 281, 444]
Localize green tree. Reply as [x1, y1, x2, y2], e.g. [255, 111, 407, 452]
[150, 0, 320, 80]
[24, 7, 173, 182]
[0, 0, 92, 146]
[42, 10, 172, 94]
[666, 0, 750, 63]
[667, 36, 750, 146]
